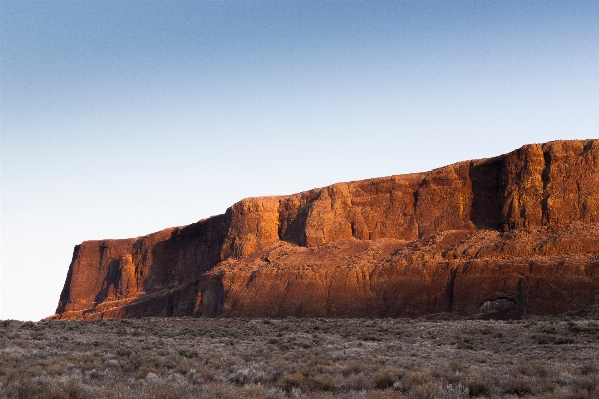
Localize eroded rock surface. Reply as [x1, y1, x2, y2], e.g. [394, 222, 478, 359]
[48, 140, 599, 320]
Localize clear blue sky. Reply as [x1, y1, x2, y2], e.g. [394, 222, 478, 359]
[1, 1, 598, 320]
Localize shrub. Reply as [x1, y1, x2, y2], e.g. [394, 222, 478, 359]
[373, 368, 398, 390]
[502, 376, 533, 396]
[462, 377, 493, 397]
[345, 373, 370, 391]
[409, 382, 441, 399]
[178, 349, 199, 359]
[573, 375, 599, 393]
[275, 372, 306, 392]
[402, 371, 434, 387]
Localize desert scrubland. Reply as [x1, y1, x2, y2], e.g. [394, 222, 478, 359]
[1, 315, 599, 399]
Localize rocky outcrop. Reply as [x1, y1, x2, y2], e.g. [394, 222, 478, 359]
[48, 139, 599, 320]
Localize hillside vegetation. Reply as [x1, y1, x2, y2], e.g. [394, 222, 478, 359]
[1, 315, 599, 398]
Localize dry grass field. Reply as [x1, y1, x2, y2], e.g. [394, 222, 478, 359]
[1, 314, 598, 398]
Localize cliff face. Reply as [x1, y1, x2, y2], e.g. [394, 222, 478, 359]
[49, 140, 599, 320]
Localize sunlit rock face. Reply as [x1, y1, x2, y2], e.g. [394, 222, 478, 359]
[48, 139, 599, 321]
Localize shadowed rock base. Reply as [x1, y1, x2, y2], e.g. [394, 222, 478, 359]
[47, 139, 599, 320]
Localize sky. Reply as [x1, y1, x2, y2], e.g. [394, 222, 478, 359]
[1, 1, 598, 321]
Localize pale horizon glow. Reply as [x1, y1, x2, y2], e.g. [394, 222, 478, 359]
[1, 1, 598, 320]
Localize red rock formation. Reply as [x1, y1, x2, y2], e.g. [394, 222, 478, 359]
[48, 139, 599, 320]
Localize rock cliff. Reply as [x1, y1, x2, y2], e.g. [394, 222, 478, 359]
[48, 139, 599, 320]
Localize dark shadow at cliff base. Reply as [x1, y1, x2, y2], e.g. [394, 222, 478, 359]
[111, 280, 199, 319]
[110, 274, 226, 319]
